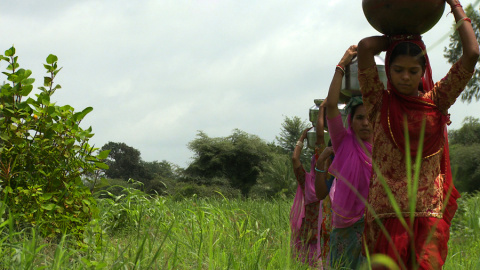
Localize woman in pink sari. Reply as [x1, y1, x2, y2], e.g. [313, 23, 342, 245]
[290, 127, 322, 267]
[318, 45, 373, 269]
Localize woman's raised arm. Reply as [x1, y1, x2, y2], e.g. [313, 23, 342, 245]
[447, 0, 479, 71]
[357, 36, 389, 71]
[325, 45, 358, 119]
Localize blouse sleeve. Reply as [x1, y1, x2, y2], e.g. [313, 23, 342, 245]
[358, 65, 385, 123]
[326, 114, 347, 152]
[425, 61, 475, 115]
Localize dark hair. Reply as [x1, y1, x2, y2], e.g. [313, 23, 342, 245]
[389, 42, 426, 70]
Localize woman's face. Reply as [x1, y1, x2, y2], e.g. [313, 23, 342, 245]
[351, 105, 372, 142]
[389, 55, 425, 96]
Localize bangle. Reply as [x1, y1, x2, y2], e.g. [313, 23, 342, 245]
[335, 65, 345, 75]
[451, 3, 462, 11]
[315, 167, 326, 173]
[455, 17, 471, 30]
[447, 3, 462, 16]
[296, 140, 304, 148]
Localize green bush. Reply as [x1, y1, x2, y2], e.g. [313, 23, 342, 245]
[0, 47, 107, 240]
[171, 182, 241, 201]
[144, 178, 168, 195]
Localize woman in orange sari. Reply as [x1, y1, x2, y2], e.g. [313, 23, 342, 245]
[357, 0, 479, 268]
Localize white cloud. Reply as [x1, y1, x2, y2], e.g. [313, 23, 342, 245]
[1, 0, 478, 167]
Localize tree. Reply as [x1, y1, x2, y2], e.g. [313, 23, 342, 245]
[101, 142, 153, 184]
[444, 3, 480, 102]
[449, 117, 480, 192]
[143, 160, 177, 180]
[275, 115, 313, 166]
[448, 117, 480, 145]
[142, 160, 178, 195]
[0, 47, 107, 239]
[450, 143, 480, 192]
[186, 129, 272, 196]
[253, 153, 297, 198]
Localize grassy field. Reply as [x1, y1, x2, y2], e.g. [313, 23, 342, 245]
[0, 188, 479, 269]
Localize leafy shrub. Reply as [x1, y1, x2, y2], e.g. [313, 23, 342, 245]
[170, 182, 241, 201]
[451, 191, 480, 240]
[0, 47, 107, 239]
[251, 153, 297, 198]
[144, 178, 168, 195]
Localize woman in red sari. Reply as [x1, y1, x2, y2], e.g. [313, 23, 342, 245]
[357, 0, 479, 269]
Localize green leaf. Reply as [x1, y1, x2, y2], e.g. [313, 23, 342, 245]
[24, 69, 32, 78]
[41, 204, 56, 211]
[73, 107, 93, 122]
[4, 47, 15, 57]
[43, 64, 52, 71]
[46, 54, 58, 64]
[95, 162, 109, 170]
[41, 193, 53, 200]
[97, 149, 111, 160]
[53, 67, 63, 76]
[43, 76, 52, 87]
[0, 133, 10, 141]
[82, 199, 91, 205]
[22, 78, 35, 85]
[7, 63, 19, 71]
[20, 84, 33, 96]
[370, 254, 400, 270]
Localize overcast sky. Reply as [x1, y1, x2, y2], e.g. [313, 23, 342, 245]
[1, 0, 479, 167]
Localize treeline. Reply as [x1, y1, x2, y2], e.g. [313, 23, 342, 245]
[91, 116, 312, 199]
[93, 116, 480, 199]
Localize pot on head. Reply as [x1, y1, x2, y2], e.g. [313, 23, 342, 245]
[362, 0, 445, 35]
[307, 127, 317, 149]
[341, 55, 387, 99]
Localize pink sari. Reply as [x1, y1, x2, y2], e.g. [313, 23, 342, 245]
[328, 114, 372, 228]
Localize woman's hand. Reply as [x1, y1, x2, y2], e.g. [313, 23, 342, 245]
[300, 127, 311, 141]
[338, 45, 358, 68]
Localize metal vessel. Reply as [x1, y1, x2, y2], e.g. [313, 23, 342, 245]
[341, 55, 388, 98]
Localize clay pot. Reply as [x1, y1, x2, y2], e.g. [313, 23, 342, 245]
[362, 0, 445, 35]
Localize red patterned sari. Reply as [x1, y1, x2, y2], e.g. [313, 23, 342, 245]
[359, 36, 473, 269]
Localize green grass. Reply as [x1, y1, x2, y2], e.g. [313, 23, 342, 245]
[0, 189, 478, 269]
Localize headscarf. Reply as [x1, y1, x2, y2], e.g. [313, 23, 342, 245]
[328, 101, 372, 228]
[381, 35, 459, 224]
[381, 35, 448, 158]
[345, 95, 364, 117]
